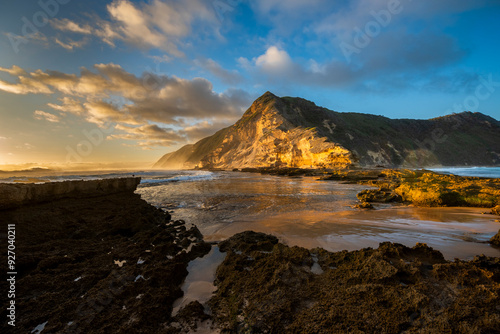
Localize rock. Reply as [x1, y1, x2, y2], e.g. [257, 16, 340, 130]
[353, 202, 374, 209]
[0, 177, 141, 210]
[357, 188, 402, 203]
[154, 92, 500, 169]
[0, 179, 211, 333]
[490, 230, 500, 247]
[209, 233, 499, 333]
[219, 231, 279, 253]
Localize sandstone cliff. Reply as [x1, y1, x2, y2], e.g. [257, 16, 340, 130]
[154, 92, 500, 169]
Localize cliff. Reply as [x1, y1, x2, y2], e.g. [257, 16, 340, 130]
[154, 92, 500, 169]
[0, 177, 141, 210]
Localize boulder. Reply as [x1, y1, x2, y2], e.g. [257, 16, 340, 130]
[490, 230, 500, 247]
[357, 188, 402, 203]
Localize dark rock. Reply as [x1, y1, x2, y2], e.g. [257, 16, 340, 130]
[491, 230, 500, 247]
[353, 202, 374, 209]
[219, 231, 279, 253]
[0, 181, 211, 333]
[357, 188, 403, 203]
[209, 233, 499, 333]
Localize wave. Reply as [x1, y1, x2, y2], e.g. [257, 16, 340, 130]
[0, 170, 218, 185]
[429, 167, 500, 178]
[139, 171, 216, 185]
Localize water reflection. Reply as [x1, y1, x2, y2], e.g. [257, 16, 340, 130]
[137, 172, 500, 260]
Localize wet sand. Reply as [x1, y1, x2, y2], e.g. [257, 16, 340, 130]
[206, 207, 500, 260]
[137, 172, 500, 260]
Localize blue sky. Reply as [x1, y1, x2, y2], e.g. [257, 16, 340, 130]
[0, 0, 499, 167]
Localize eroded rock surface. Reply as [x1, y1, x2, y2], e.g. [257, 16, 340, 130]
[0, 181, 210, 334]
[209, 231, 500, 333]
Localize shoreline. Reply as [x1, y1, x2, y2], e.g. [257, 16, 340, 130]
[1, 177, 499, 333]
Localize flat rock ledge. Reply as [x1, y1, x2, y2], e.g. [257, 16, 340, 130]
[0, 177, 141, 210]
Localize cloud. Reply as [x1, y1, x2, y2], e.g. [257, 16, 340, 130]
[251, 0, 330, 35]
[195, 58, 243, 84]
[50, 0, 217, 56]
[0, 65, 27, 76]
[0, 63, 251, 148]
[182, 120, 232, 141]
[51, 18, 93, 34]
[245, 30, 470, 92]
[255, 46, 295, 74]
[54, 37, 89, 50]
[149, 55, 173, 63]
[47, 97, 85, 115]
[34, 110, 61, 123]
[110, 124, 185, 149]
[0, 76, 53, 95]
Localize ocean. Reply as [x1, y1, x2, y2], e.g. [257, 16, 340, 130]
[2, 168, 499, 260]
[428, 167, 500, 178]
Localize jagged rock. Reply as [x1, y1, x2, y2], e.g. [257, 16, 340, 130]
[209, 233, 499, 333]
[357, 188, 403, 203]
[491, 205, 500, 215]
[353, 202, 374, 209]
[155, 92, 500, 169]
[491, 230, 500, 247]
[219, 231, 279, 253]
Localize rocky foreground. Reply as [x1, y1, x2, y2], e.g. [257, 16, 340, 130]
[1, 178, 500, 333]
[0, 178, 211, 333]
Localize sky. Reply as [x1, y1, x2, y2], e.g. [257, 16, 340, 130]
[0, 0, 499, 169]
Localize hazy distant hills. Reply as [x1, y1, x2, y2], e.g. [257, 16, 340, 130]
[154, 92, 500, 169]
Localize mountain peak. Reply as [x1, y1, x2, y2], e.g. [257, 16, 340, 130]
[253, 91, 280, 105]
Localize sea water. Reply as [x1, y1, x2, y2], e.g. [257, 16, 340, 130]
[429, 167, 500, 178]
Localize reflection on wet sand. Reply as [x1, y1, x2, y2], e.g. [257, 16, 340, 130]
[209, 207, 500, 260]
[137, 172, 500, 260]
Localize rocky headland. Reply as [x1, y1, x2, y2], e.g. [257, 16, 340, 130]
[1, 177, 499, 333]
[154, 92, 500, 169]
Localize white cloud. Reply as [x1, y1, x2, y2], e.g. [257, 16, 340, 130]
[34, 110, 61, 123]
[255, 46, 294, 74]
